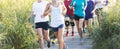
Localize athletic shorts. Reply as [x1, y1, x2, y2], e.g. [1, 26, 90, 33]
[85, 14, 93, 20]
[95, 8, 103, 16]
[74, 14, 84, 21]
[51, 24, 64, 32]
[35, 21, 49, 30]
[65, 14, 74, 20]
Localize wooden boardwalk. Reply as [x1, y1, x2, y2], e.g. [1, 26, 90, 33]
[44, 27, 93, 49]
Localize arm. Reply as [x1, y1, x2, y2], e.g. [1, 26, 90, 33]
[61, 2, 67, 16]
[84, 0, 87, 10]
[31, 11, 35, 16]
[42, 3, 51, 17]
[91, 1, 96, 14]
[69, 0, 75, 9]
[31, 4, 36, 16]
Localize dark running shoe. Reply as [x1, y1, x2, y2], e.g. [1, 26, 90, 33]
[66, 31, 69, 37]
[71, 31, 74, 36]
[47, 41, 51, 48]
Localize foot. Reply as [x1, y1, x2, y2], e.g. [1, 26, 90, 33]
[47, 41, 51, 48]
[83, 29, 87, 33]
[51, 39, 57, 44]
[63, 44, 67, 49]
[66, 31, 69, 37]
[63, 46, 66, 49]
[71, 31, 74, 36]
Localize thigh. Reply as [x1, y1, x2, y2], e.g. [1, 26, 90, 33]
[54, 32, 58, 38]
[43, 29, 49, 36]
[43, 21, 49, 30]
[58, 28, 64, 40]
[51, 27, 58, 38]
[75, 20, 79, 28]
[79, 18, 84, 28]
[88, 18, 93, 25]
[85, 20, 88, 27]
[36, 28, 43, 38]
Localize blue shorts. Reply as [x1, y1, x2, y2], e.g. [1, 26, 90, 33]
[85, 14, 93, 20]
[51, 24, 64, 32]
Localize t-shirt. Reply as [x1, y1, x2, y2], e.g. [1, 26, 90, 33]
[50, 3, 65, 27]
[94, 0, 106, 9]
[85, 0, 95, 14]
[32, 1, 49, 23]
[70, 0, 87, 17]
[64, 0, 74, 16]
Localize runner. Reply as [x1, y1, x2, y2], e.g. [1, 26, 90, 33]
[43, 0, 67, 49]
[85, 0, 95, 36]
[31, 0, 51, 49]
[64, 0, 75, 37]
[69, 0, 87, 38]
[94, 0, 107, 25]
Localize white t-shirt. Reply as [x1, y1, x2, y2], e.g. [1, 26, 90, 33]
[32, 1, 49, 23]
[50, 3, 65, 27]
[95, 0, 106, 9]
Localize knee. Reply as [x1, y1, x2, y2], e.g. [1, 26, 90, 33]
[58, 40, 64, 44]
[65, 21, 70, 27]
[70, 22, 75, 26]
[57, 37, 64, 43]
[39, 35, 44, 40]
[78, 26, 82, 30]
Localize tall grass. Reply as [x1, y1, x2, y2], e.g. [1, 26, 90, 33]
[89, 1, 120, 49]
[0, 0, 40, 49]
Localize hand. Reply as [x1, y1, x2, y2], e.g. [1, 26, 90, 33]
[62, 12, 66, 16]
[41, 15, 45, 18]
[73, 1, 76, 6]
[69, 6, 72, 9]
[91, 11, 94, 14]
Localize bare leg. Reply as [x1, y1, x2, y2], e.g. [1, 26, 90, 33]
[58, 28, 65, 49]
[43, 30, 50, 42]
[43, 29, 51, 48]
[75, 19, 84, 38]
[71, 20, 75, 36]
[87, 18, 93, 35]
[54, 32, 58, 38]
[75, 20, 80, 37]
[71, 20, 75, 32]
[66, 26, 69, 37]
[65, 21, 69, 37]
[78, 19, 84, 38]
[37, 28, 44, 49]
[85, 20, 88, 28]
[88, 18, 93, 26]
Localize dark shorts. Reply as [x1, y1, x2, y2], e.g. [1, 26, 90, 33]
[85, 14, 93, 20]
[65, 14, 74, 20]
[95, 8, 103, 16]
[35, 21, 49, 30]
[74, 14, 84, 21]
[51, 24, 64, 32]
[65, 14, 75, 26]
